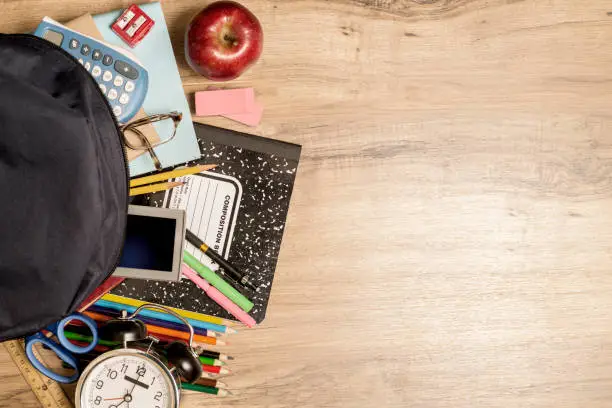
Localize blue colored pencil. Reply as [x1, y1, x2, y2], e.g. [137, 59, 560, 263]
[87, 305, 214, 337]
[94, 299, 228, 333]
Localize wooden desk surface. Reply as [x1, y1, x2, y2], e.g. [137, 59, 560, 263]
[3, 0, 612, 406]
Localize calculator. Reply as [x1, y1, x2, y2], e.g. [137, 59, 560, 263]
[34, 17, 149, 123]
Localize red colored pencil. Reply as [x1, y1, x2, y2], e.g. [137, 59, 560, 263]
[201, 364, 231, 375]
[68, 340, 110, 354]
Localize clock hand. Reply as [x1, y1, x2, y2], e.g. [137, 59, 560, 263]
[124, 375, 150, 390]
[104, 397, 124, 401]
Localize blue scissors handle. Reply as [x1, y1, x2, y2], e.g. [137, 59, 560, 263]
[25, 314, 99, 384]
[55, 314, 98, 354]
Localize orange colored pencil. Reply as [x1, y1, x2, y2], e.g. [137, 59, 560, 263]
[84, 311, 223, 346]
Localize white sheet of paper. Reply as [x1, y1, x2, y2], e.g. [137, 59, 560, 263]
[162, 172, 242, 270]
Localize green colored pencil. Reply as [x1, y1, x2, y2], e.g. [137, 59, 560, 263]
[63, 331, 117, 347]
[199, 356, 225, 366]
[183, 251, 254, 312]
[65, 331, 224, 367]
[181, 382, 231, 396]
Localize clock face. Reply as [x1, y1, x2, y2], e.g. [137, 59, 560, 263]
[76, 349, 179, 408]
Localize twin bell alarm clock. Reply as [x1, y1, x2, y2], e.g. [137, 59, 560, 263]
[75, 304, 202, 408]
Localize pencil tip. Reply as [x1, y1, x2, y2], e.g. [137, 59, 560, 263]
[216, 340, 228, 346]
[226, 355, 235, 360]
[226, 327, 238, 335]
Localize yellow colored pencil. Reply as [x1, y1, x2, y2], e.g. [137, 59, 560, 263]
[130, 164, 217, 187]
[101, 294, 228, 326]
[129, 181, 184, 196]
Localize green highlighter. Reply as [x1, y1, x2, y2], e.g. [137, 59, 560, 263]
[183, 251, 254, 312]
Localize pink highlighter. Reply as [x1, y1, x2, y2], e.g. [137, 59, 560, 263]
[181, 263, 257, 328]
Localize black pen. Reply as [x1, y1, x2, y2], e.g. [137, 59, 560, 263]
[185, 229, 257, 291]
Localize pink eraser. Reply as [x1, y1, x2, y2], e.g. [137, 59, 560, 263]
[195, 88, 255, 116]
[223, 102, 263, 127]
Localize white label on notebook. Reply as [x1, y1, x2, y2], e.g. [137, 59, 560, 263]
[162, 172, 243, 270]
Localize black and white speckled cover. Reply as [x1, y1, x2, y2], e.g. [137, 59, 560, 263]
[112, 123, 301, 324]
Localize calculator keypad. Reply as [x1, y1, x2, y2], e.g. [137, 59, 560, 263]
[107, 89, 118, 100]
[113, 76, 124, 88]
[102, 54, 113, 66]
[65, 35, 144, 121]
[80, 44, 91, 56]
[119, 93, 130, 105]
[114, 60, 139, 80]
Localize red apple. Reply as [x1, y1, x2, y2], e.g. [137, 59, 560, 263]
[185, 1, 263, 81]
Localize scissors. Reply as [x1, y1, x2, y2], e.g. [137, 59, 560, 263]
[25, 313, 99, 384]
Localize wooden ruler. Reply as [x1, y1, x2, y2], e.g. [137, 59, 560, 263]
[4, 340, 73, 408]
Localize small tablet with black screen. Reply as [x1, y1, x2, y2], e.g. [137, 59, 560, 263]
[114, 205, 185, 281]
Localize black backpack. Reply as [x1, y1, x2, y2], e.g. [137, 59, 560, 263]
[0, 34, 128, 340]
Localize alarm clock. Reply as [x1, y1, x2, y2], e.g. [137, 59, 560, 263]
[74, 304, 203, 408]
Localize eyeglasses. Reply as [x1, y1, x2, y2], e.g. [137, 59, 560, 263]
[120, 111, 183, 170]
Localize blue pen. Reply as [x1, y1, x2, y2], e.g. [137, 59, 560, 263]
[94, 299, 228, 333]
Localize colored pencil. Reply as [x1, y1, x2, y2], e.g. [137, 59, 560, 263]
[101, 293, 228, 326]
[68, 336, 223, 366]
[201, 365, 230, 375]
[182, 264, 256, 328]
[199, 350, 234, 362]
[183, 251, 254, 313]
[65, 340, 110, 354]
[64, 331, 116, 348]
[194, 378, 227, 389]
[93, 299, 231, 334]
[199, 356, 225, 366]
[87, 305, 216, 337]
[129, 164, 217, 187]
[143, 332, 225, 349]
[185, 229, 256, 291]
[77, 277, 125, 312]
[83, 311, 225, 346]
[129, 181, 184, 196]
[63, 355, 231, 386]
[181, 383, 231, 396]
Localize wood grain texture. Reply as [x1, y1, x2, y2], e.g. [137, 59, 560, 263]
[3, 0, 612, 406]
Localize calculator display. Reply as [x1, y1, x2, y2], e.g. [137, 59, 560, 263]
[42, 30, 63, 47]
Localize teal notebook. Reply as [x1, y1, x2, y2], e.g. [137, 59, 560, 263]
[93, 2, 200, 177]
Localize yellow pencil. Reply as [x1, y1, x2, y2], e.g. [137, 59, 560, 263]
[129, 181, 184, 196]
[101, 294, 228, 326]
[130, 164, 217, 187]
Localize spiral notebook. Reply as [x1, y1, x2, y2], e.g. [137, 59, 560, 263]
[112, 123, 301, 323]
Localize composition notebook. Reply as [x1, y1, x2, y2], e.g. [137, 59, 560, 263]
[112, 123, 301, 323]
